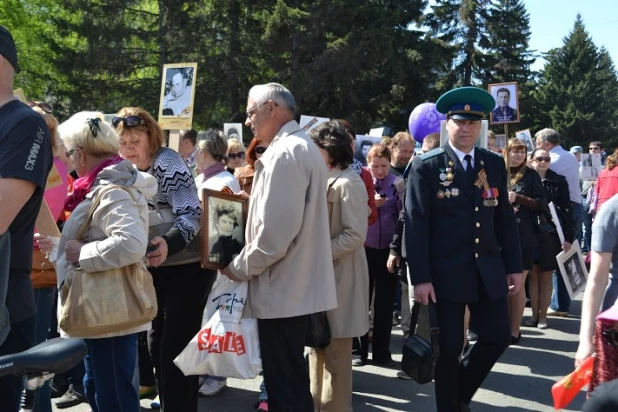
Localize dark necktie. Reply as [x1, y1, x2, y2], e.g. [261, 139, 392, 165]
[464, 154, 474, 181]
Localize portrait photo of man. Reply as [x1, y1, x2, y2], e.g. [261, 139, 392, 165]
[161, 67, 194, 117]
[489, 83, 520, 125]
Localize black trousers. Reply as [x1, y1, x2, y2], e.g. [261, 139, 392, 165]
[258, 316, 313, 412]
[147, 263, 216, 412]
[359, 247, 398, 363]
[434, 279, 511, 412]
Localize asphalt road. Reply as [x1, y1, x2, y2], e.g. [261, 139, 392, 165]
[52, 301, 586, 412]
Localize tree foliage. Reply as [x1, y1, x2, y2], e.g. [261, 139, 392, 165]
[4, 1, 618, 148]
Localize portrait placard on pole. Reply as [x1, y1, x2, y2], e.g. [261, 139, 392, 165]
[488, 82, 520, 125]
[157, 63, 198, 131]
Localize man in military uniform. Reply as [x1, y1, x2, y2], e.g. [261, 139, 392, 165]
[405, 87, 523, 412]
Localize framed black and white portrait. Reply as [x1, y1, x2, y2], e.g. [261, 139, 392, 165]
[158, 62, 198, 130]
[201, 190, 248, 270]
[224, 123, 243, 142]
[515, 129, 534, 153]
[556, 244, 588, 299]
[488, 82, 520, 125]
[354, 135, 381, 166]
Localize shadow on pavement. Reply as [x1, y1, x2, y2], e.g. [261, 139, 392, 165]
[482, 369, 586, 411]
[353, 368, 434, 411]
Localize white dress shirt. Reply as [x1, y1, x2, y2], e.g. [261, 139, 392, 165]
[549, 145, 581, 203]
[449, 140, 475, 170]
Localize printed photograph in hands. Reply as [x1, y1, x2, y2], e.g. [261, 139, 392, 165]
[201, 189, 248, 270]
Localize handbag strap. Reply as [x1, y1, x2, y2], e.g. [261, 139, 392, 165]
[409, 298, 440, 360]
[76, 185, 126, 241]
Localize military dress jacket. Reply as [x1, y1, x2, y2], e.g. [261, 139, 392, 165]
[404, 144, 523, 303]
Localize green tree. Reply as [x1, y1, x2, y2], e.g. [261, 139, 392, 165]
[536, 14, 618, 147]
[425, 0, 492, 87]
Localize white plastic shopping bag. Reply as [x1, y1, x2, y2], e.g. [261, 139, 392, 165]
[174, 275, 262, 379]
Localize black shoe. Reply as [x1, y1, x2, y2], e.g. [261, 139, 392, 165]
[459, 401, 471, 412]
[55, 385, 86, 409]
[373, 358, 397, 368]
[466, 330, 478, 342]
[510, 333, 521, 346]
[392, 312, 401, 326]
[49, 381, 68, 399]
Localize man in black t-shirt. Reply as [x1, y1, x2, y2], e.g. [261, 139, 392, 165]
[0, 26, 53, 410]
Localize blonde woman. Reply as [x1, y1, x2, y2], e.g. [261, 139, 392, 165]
[225, 138, 246, 175]
[36, 112, 157, 411]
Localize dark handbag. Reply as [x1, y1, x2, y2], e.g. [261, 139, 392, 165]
[305, 312, 331, 348]
[401, 301, 440, 384]
[148, 202, 201, 266]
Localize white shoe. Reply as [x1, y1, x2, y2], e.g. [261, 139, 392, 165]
[198, 377, 227, 397]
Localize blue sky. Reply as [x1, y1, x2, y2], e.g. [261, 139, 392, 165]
[524, 0, 618, 71]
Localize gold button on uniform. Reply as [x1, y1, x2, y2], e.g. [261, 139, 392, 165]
[476, 222, 480, 228]
[475, 238, 480, 244]
[475, 207, 479, 212]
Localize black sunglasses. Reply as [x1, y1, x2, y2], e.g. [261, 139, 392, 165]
[27, 101, 53, 114]
[228, 152, 246, 160]
[255, 146, 267, 155]
[112, 116, 145, 128]
[534, 157, 551, 163]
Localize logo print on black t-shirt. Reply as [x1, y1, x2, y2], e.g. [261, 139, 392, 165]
[24, 127, 45, 171]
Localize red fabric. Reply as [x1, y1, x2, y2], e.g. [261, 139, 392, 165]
[596, 167, 618, 213]
[64, 155, 122, 212]
[360, 168, 378, 225]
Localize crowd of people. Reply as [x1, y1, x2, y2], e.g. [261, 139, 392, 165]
[2, 24, 618, 412]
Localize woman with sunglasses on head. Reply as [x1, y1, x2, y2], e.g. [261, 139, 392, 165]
[35, 112, 157, 412]
[225, 138, 246, 175]
[527, 148, 574, 329]
[114, 107, 208, 412]
[504, 138, 545, 344]
[234, 138, 268, 195]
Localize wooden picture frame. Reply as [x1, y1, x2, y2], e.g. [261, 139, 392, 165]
[201, 189, 249, 270]
[488, 82, 520, 125]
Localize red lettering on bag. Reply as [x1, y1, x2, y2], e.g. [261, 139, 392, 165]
[224, 332, 237, 353]
[234, 335, 246, 355]
[198, 328, 211, 351]
[209, 335, 224, 353]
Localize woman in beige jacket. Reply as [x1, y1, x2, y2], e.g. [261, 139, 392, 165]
[308, 121, 370, 412]
[36, 112, 157, 412]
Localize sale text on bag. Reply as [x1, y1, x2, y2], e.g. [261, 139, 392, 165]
[198, 327, 247, 355]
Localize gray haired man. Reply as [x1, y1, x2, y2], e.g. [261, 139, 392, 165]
[221, 83, 337, 411]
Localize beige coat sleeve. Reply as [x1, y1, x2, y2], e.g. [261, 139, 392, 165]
[230, 151, 308, 280]
[331, 179, 368, 261]
[79, 188, 148, 273]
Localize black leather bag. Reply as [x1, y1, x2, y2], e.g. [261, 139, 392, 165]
[305, 312, 331, 349]
[401, 301, 440, 384]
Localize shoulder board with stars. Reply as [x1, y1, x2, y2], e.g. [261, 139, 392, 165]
[419, 147, 445, 161]
[479, 148, 502, 158]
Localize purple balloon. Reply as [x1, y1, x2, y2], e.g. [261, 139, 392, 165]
[408, 103, 446, 143]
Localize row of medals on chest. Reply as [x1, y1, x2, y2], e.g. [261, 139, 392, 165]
[436, 160, 498, 207]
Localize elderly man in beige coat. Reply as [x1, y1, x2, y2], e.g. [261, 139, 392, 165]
[222, 83, 337, 412]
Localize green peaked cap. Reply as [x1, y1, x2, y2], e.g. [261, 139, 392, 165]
[436, 86, 495, 121]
